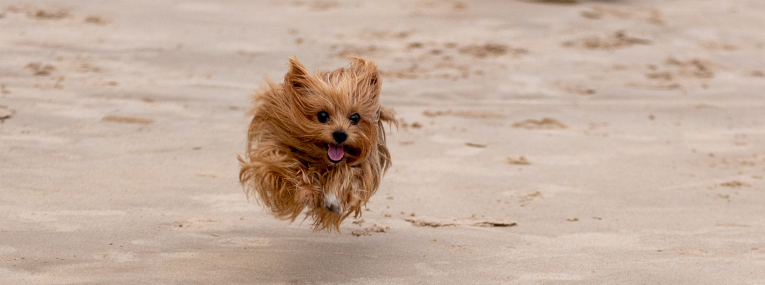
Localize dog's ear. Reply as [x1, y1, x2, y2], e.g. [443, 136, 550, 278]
[285, 57, 311, 94]
[350, 57, 381, 101]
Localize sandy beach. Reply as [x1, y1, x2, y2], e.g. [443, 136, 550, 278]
[1, 0, 765, 283]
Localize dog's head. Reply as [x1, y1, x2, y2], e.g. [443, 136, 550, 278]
[281, 57, 383, 166]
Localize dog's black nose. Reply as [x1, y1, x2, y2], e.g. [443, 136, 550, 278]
[332, 131, 347, 144]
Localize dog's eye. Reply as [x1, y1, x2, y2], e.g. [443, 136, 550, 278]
[349, 113, 360, 125]
[317, 111, 330, 123]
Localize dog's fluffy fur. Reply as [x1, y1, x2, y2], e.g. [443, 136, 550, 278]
[239, 57, 395, 231]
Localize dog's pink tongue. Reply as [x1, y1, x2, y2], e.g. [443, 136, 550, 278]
[328, 144, 344, 161]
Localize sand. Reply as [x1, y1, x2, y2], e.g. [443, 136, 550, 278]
[1, 0, 764, 284]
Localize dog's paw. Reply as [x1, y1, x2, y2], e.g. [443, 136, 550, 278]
[323, 193, 343, 215]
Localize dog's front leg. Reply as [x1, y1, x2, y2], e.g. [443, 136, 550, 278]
[294, 167, 322, 209]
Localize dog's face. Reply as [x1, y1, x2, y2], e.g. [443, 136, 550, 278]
[283, 58, 382, 167]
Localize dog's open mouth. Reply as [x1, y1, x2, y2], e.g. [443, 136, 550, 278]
[327, 143, 344, 163]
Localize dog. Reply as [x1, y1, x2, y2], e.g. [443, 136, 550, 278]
[239, 57, 396, 231]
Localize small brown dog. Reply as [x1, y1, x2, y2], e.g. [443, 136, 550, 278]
[239, 57, 396, 231]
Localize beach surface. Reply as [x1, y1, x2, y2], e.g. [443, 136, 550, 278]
[1, 0, 765, 284]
